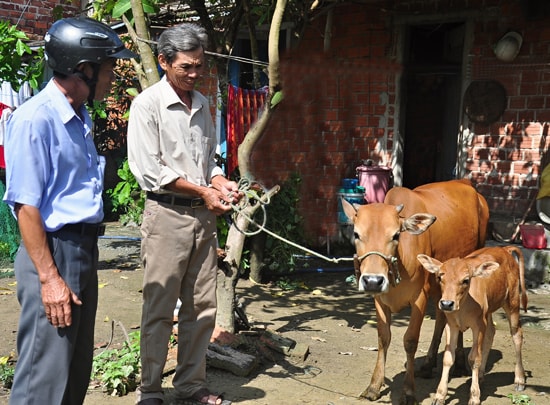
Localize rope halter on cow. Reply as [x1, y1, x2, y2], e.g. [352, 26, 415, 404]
[354, 251, 401, 287]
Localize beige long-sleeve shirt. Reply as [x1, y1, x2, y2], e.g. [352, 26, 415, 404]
[127, 76, 224, 194]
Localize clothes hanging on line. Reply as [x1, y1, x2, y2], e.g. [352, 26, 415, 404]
[226, 84, 268, 176]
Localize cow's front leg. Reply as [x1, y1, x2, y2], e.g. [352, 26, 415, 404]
[360, 299, 391, 401]
[431, 323, 458, 405]
[452, 331, 468, 376]
[400, 294, 428, 405]
[418, 306, 445, 378]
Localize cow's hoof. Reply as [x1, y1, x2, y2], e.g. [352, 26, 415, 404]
[359, 387, 381, 401]
[515, 382, 526, 391]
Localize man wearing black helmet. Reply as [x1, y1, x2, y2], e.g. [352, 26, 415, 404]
[2, 17, 136, 405]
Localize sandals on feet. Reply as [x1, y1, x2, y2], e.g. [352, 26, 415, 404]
[182, 388, 231, 405]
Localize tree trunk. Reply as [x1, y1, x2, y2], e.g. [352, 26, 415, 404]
[249, 232, 266, 284]
[215, 0, 287, 332]
[127, 0, 160, 89]
[216, 186, 280, 333]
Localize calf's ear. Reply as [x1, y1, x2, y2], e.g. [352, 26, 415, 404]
[417, 254, 442, 274]
[473, 261, 499, 278]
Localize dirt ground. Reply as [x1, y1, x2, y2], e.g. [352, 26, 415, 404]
[1, 222, 550, 405]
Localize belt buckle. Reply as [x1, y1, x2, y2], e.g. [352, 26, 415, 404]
[190, 198, 203, 208]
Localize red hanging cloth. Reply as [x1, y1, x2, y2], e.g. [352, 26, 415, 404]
[0, 102, 11, 169]
[225, 85, 268, 176]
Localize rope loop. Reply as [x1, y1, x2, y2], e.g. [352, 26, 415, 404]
[229, 176, 355, 264]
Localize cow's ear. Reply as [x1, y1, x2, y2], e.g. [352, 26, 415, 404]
[417, 254, 442, 274]
[473, 261, 499, 278]
[341, 197, 358, 222]
[402, 213, 436, 235]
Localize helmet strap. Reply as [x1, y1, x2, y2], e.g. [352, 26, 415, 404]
[73, 64, 100, 107]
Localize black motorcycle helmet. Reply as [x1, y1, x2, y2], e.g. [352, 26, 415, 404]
[44, 17, 137, 103]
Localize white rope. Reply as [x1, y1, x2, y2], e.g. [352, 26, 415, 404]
[230, 178, 354, 264]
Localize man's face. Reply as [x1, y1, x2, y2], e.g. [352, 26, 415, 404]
[159, 49, 205, 92]
[93, 59, 117, 101]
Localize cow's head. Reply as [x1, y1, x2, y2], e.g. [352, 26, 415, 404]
[416, 254, 499, 312]
[341, 197, 436, 294]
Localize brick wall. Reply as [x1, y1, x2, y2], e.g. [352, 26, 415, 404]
[0, 0, 81, 39]
[250, 0, 550, 247]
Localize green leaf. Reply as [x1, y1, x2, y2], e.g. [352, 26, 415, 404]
[112, 0, 131, 18]
[126, 87, 139, 97]
[270, 91, 283, 107]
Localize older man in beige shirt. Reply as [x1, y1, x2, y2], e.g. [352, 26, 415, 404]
[127, 23, 240, 405]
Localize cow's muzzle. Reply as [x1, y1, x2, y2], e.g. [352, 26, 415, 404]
[439, 300, 456, 312]
[354, 251, 401, 292]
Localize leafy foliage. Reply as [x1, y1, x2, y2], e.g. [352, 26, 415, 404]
[507, 394, 535, 404]
[0, 355, 14, 389]
[106, 159, 145, 226]
[0, 181, 20, 264]
[91, 331, 141, 396]
[262, 172, 304, 273]
[0, 20, 44, 91]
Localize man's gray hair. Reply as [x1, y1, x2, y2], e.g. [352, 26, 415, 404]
[157, 23, 208, 64]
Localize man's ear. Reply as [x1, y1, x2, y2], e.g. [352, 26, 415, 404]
[74, 62, 92, 79]
[158, 54, 168, 71]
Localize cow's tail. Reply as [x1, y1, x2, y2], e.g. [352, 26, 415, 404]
[504, 245, 528, 312]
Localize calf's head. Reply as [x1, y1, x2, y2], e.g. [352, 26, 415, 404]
[341, 198, 436, 294]
[416, 254, 499, 312]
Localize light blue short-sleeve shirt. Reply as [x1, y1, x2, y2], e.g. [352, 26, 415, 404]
[2, 79, 104, 232]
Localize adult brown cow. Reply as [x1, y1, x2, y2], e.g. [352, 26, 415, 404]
[341, 179, 489, 405]
[417, 246, 527, 405]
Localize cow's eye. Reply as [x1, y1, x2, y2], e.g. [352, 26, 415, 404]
[462, 278, 470, 286]
[392, 231, 400, 241]
[353, 231, 360, 241]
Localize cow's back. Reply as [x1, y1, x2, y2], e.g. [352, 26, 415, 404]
[385, 179, 488, 262]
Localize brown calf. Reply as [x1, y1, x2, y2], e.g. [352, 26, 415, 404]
[417, 246, 527, 405]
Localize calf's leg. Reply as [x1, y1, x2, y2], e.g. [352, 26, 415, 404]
[505, 305, 526, 391]
[431, 323, 458, 405]
[467, 324, 485, 405]
[479, 314, 495, 381]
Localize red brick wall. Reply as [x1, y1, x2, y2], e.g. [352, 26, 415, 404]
[249, 0, 550, 247]
[251, 4, 397, 246]
[0, 0, 81, 39]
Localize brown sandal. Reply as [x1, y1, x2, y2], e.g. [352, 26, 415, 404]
[188, 388, 230, 405]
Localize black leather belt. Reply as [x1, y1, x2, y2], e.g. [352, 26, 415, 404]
[147, 192, 205, 208]
[59, 223, 105, 237]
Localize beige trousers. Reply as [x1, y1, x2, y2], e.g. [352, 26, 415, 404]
[137, 199, 218, 402]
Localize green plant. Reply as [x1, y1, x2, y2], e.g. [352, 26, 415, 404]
[0, 20, 44, 91]
[92, 331, 140, 396]
[107, 158, 145, 226]
[507, 393, 534, 404]
[262, 172, 304, 273]
[0, 355, 15, 389]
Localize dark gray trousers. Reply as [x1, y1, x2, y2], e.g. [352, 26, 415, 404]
[9, 228, 99, 405]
